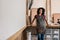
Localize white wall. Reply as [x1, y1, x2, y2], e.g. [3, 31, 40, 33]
[31, 0, 46, 8]
[0, 0, 26, 40]
[51, 0, 60, 14]
[31, 0, 60, 13]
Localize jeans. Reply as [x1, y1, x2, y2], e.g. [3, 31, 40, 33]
[38, 33, 44, 40]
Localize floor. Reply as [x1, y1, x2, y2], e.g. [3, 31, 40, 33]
[25, 26, 46, 40]
[25, 26, 59, 40]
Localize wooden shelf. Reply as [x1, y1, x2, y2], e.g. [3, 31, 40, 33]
[47, 24, 60, 29]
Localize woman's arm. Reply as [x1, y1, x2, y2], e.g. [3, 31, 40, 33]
[31, 15, 36, 26]
[44, 15, 49, 26]
[45, 19, 49, 26]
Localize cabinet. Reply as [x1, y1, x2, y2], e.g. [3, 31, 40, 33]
[45, 29, 59, 40]
[26, 27, 59, 40]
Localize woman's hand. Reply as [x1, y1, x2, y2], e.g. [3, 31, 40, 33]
[47, 23, 49, 27]
[30, 23, 32, 26]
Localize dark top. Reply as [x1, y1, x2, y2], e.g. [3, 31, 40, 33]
[35, 15, 46, 33]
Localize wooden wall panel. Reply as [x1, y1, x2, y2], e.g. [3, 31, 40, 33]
[53, 13, 60, 24]
[7, 26, 27, 40]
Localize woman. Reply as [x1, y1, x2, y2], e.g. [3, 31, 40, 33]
[31, 7, 48, 40]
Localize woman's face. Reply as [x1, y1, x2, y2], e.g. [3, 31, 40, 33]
[39, 9, 43, 15]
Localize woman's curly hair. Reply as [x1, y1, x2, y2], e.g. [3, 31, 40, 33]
[37, 7, 45, 15]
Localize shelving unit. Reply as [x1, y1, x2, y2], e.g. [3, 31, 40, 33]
[45, 29, 59, 40]
[26, 27, 59, 40]
[52, 29, 59, 40]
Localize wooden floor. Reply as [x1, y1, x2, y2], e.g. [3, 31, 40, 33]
[25, 26, 37, 35]
[25, 26, 46, 40]
[31, 35, 38, 40]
